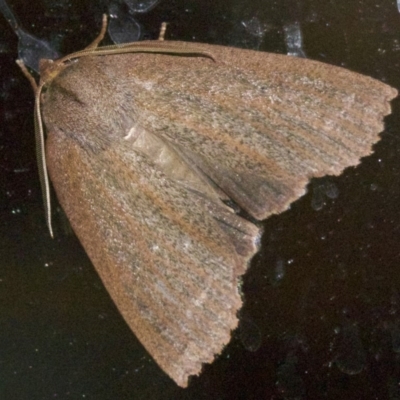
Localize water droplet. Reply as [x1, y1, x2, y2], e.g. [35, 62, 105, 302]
[239, 317, 262, 352]
[334, 323, 366, 375]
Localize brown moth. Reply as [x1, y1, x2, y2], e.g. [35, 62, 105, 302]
[18, 16, 397, 387]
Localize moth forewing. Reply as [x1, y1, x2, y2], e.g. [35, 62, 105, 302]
[18, 17, 397, 388]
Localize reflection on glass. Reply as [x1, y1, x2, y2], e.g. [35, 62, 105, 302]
[311, 181, 339, 211]
[0, 0, 60, 72]
[239, 317, 262, 352]
[108, 2, 142, 44]
[124, 0, 160, 13]
[107, 0, 161, 44]
[283, 21, 306, 58]
[334, 322, 366, 375]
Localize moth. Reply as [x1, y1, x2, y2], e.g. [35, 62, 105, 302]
[18, 15, 397, 387]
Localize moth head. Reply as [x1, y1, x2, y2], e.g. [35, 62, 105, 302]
[39, 58, 69, 88]
[15, 14, 216, 239]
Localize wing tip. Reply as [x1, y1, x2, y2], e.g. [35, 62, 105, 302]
[171, 312, 240, 388]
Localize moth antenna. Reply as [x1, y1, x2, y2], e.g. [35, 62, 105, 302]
[61, 43, 216, 64]
[16, 59, 54, 238]
[158, 22, 168, 41]
[34, 84, 54, 238]
[85, 14, 108, 50]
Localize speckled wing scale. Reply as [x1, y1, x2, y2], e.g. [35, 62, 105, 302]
[34, 33, 396, 386]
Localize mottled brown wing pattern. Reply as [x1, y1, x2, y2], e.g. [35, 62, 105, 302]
[42, 41, 396, 387]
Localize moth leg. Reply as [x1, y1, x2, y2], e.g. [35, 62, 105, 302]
[158, 22, 168, 41]
[16, 59, 38, 92]
[85, 14, 108, 50]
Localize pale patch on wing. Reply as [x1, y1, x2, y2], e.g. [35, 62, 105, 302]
[125, 122, 226, 205]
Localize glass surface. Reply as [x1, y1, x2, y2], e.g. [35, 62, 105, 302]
[0, 0, 399, 399]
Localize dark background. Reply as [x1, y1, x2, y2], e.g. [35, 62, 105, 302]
[1, 0, 400, 399]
